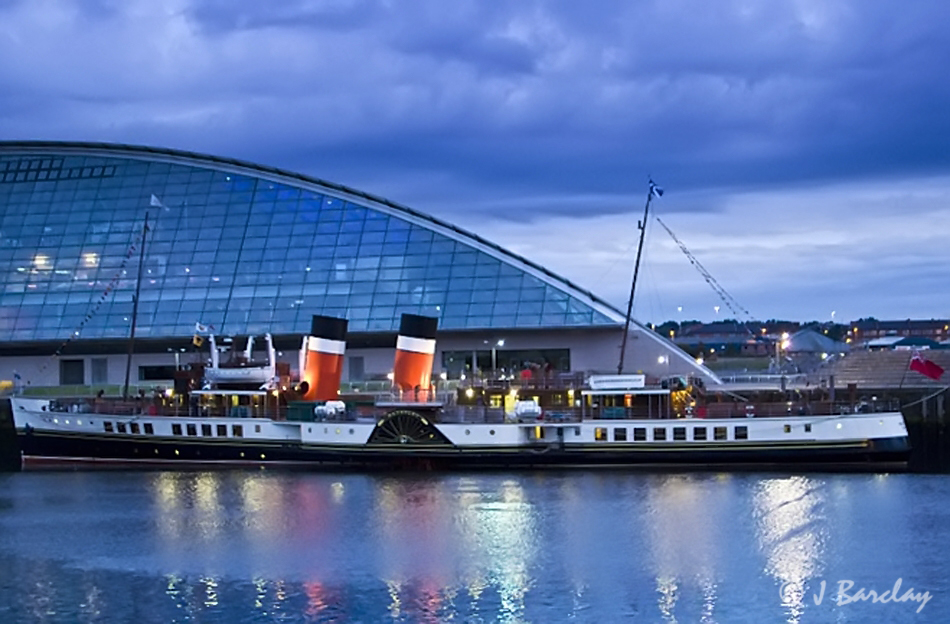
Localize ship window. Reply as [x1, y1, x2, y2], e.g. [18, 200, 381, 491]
[595, 427, 607, 441]
[735, 426, 748, 440]
[130, 423, 140, 435]
[804, 423, 812, 433]
[673, 427, 686, 441]
[172, 424, 182, 436]
[633, 427, 646, 441]
[104, 421, 114, 433]
[216, 424, 228, 437]
[714, 426, 727, 441]
[614, 428, 627, 441]
[783, 424, 791, 433]
[653, 427, 666, 441]
[116, 422, 127, 434]
[693, 427, 707, 441]
[233, 424, 243, 438]
[144, 423, 154, 435]
[201, 424, 212, 437]
[187, 424, 197, 436]
[255, 425, 261, 433]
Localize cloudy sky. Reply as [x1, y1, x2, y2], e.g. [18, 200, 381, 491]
[2, 0, 948, 324]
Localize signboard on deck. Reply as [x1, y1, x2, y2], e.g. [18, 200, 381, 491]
[588, 374, 646, 390]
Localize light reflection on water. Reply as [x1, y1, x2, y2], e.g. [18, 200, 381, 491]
[0, 470, 947, 623]
[752, 476, 826, 623]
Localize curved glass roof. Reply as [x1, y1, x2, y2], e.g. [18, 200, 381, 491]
[0, 141, 625, 341]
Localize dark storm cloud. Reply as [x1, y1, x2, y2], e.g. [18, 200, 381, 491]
[4, 0, 946, 214]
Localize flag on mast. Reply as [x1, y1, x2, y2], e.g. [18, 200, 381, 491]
[909, 351, 944, 380]
[649, 179, 663, 198]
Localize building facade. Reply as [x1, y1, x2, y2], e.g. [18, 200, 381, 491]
[0, 142, 716, 388]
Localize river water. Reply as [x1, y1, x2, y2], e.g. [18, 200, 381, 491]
[0, 469, 946, 623]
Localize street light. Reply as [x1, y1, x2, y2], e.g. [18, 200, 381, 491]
[491, 339, 505, 377]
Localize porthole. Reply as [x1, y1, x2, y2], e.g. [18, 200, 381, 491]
[465, 429, 470, 435]
[489, 429, 495, 435]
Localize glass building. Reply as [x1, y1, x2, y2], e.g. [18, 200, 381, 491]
[0, 141, 714, 385]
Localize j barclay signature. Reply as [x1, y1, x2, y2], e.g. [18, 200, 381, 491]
[780, 579, 932, 614]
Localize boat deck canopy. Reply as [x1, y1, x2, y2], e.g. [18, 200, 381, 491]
[580, 388, 671, 396]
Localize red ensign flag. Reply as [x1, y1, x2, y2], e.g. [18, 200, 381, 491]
[910, 352, 944, 381]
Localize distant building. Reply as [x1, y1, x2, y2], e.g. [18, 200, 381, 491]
[673, 321, 774, 356]
[849, 319, 950, 345]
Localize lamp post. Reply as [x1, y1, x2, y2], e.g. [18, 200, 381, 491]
[491, 339, 504, 377]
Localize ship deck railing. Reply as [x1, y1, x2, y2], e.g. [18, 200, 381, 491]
[35, 395, 904, 424]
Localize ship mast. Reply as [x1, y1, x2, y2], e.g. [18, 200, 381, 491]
[617, 180, 661, 374]
[122, 211, 150, 400]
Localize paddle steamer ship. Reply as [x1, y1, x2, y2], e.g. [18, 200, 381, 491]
[8, 313, 909, 470]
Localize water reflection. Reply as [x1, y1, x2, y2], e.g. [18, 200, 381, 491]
[752, 476, 827, 623]
[0, 471, 946, 623]
[643, 474, 725, 622]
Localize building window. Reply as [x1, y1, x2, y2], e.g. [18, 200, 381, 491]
[348, 356, 365, 382]
[735, 426, 748, 440]
[139, 365, 177, 381]
[172, 424, 182, 436]
[693, 427, 707, 441]
[187, 423, 197, 436]
[59, 359, 84, 385]
[144, 423, 154, 435]
[614, 428, 627, 441]
[233, 424, 243, 438]
[217, 424, 228, 437]
[91, 358, 108, 385]
[201, 424, 212, 437]
[633, 427, 646, 441]
[653, 427, 666, 441]
[594, 427, 607, 441]
[714, 426, 727, 441]
[673, 427, 686, 441]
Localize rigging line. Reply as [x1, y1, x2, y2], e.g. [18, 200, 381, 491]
[42, 206, 157, 372]
[654, 215, 754, 326]
[587, 236, 641, 293]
